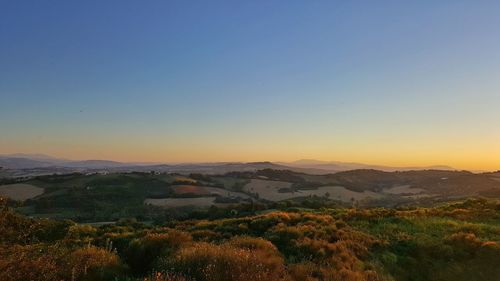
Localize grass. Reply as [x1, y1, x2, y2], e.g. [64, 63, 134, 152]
[1, 197, 499, 281]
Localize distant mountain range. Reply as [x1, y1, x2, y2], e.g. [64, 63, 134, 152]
[0, 153, 458, 177]
[280, 159, 455, 173]
[0, 154, 125, 169]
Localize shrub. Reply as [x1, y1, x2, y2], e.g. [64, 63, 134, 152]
[65, 224, 97, 244]
[0, 244, 65, 281]
[69, 246, 125, 281]
[146, 272, 189, 281]
[0, 244, 123, 281]
[125, 230, 192, 275]
[227, 236, 281, 257]
[158, 241, 287, 281]
[191, 229, 223, 242]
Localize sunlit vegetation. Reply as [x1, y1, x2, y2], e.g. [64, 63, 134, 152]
[1, 196, 499, 281]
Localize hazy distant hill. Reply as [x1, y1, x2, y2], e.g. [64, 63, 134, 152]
[0, 154, 462, 176]
[2, 153, 67, 162]
[0, 155, 327, 175]
[282, 159, 455, 173]
[0, 156, 126, 170]
[62, 160, 133, 168]
[0, 157, 56, 169]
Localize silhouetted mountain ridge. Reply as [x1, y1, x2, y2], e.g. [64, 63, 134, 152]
[283, 159, 455, 172]
[0, 154, 466, 176]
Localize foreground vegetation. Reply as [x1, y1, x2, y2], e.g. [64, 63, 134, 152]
[1, 197, 499, 281]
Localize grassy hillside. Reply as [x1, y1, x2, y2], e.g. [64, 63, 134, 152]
[0, 198, 498, 281]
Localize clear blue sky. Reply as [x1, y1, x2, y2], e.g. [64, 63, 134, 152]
[1, 1, 500, 169]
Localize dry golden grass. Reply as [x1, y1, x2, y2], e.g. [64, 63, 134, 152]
[160, 242, 288, 281]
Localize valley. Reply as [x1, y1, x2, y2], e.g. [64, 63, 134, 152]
[1, 166, 499, 222]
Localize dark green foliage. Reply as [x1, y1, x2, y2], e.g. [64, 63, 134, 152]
[23, 173, 173, 222]
[255, 169, 306, 183]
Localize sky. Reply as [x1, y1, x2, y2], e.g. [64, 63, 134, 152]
[1, 1, 500, 170]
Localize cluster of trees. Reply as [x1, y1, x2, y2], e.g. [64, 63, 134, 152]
[225, 169, 307, 183]
[1, 197, 499, 281]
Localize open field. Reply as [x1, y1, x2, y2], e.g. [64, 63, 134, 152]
[0, 183, 44, 200]
[243, 179, 293, 200]
[492, 176, 500, 182]
[243, 179, 381, 202]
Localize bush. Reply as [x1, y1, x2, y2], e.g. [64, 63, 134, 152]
[124, 230, 192, 275]
[0, 244, 65, 281]
[69, 246, 125, 281]
[158, 241, 287, 281]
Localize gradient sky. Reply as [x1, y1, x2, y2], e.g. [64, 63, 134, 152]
[1, 1, 500, 170]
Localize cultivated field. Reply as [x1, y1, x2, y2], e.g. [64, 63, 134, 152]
[243, 179, 381, 202]
[243, 179, 293, 201]
[0, 183, 44, 201]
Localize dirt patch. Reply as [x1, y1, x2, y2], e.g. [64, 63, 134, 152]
[0, 184, 44, 201]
